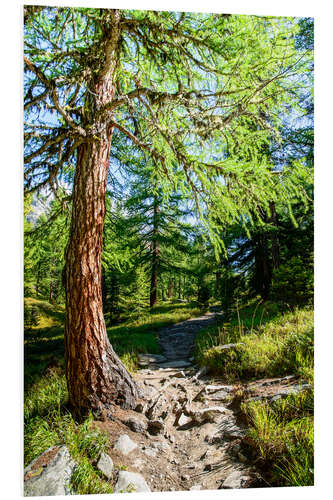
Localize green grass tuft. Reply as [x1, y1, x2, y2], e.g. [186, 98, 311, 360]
[242, 389, 314, 486]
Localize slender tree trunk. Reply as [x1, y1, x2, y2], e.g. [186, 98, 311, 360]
[64, 15, 138, 417]
[35, 261, 41, 296]
[269, 201, 281, 270]
[168, 278, 173, 298]
[253, 233, 271, 301]
[150, 196, 159, 307]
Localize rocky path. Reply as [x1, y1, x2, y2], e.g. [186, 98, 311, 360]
[25, 310, 310, 495]
[122, 308, 259, 491]
[156, 309, 224, 367]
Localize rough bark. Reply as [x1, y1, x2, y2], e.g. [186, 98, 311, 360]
[64, 12, 138, 416]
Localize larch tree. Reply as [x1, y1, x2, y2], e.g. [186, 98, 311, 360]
[24, 6, 312, 416]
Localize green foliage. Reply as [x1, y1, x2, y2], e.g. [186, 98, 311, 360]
[196, 305, 313, 382]
[270, 256, 314, 305]
[24, 303, 40, 329]
[242, 389, 314, 486]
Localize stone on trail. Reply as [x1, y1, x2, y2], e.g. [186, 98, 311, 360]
[113, 434, 138, 455]
[24, 446, 76, 497]
[177, 413, 193, 427]
[189, 406, 227, 424]
[114, 470, 151, 493]
[97, 452, 114, 479]
[221, 470, 251, 489]
[125, 415, 148, 433]
[190, 484, 202, 490]
[138, 353, 167, 366]
[157, 360, 192, 369]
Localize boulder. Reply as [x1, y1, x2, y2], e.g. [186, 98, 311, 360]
[97, 452, 114, 479]
[114, 471, 151, 493]
[24, 446, 76, 497]
[113, 435, 138, 455]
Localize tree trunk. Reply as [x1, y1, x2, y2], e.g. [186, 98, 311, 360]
[64, 21, 138, 417]
[269, 201, 281, 270]
[150, 196, 159, 307]
[253, 233, 271, 301]
[168, 278, 173, 298]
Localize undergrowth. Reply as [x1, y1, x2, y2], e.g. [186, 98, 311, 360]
[24, 369, 113, 494]
[196, 301, 313, 382]
[242, 389, 314, 487]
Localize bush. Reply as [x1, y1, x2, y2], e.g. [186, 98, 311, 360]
[270, 256, 314, 305]
[24, 304, 40, 329]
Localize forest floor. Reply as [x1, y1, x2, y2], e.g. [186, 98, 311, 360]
[93, 307, 313, 492]
[24, 300, 314, 494]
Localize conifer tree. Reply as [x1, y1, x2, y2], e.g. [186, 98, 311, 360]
[24, 7, 312, 416]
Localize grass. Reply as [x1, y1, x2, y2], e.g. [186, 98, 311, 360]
[195, 300, 314, 383]
[242, 389, 314, 487]
[24, 368, 113, 494]
[24, 296, 207, 494]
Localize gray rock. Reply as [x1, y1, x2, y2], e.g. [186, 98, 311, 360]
[248, 382, 313, 404]
[189, 406, 227, 424]
[192, 365, 209, 380]
[151, 441, 170, 453]
[219, 418, 246, 440]
[170, 370, 185, 378]
[193, 384, 232, 402]
[217, 343, 245, 351]
[24, 446, 76, 497]
[113, 434, 138, 455]
[143, 448, 158, 458]
[157, 360, 192, 368]
[114, 471, 151, 493]
[221, 470, 251, 489]
[138, 353, 167, 366]
[97, 452, 114, 479]
[125, 415, 147, 433]
[190, 484, 202, 490]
